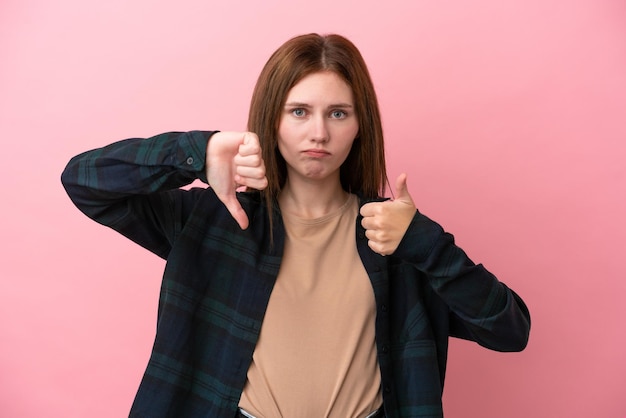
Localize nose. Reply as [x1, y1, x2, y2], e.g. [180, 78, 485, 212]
[310, 114, 329, 143]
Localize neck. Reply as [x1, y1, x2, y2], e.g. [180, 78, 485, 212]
[278, 177, 349, 219]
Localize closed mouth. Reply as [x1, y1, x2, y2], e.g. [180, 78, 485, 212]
[303, 149, 330, 157]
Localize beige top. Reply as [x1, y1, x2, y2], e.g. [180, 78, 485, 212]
[238, 194, 382, 418]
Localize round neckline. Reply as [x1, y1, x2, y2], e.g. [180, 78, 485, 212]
[281, 193, 356, 226]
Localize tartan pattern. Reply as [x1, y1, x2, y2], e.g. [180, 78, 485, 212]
[61, 131, 530, 418]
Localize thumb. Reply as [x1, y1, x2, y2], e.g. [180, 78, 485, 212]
[394, 173, 413, 203]
[223, 195, 249, 230]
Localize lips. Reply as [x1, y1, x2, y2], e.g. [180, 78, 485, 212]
[303, 149, 330, 158]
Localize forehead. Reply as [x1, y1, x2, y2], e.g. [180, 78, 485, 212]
[285, 71, 354, 104]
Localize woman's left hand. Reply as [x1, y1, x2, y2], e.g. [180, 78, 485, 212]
[360, 173, 417, 256]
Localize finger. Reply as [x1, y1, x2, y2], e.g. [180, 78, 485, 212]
[237, 144, 259, 158]
[239, 132, 261, 155]
[235, 162, 268, 190]
[359, 202, 380, 218]
[394, 173, 414, 205]
[222, 195, 249, 230]
[364, 228, 385, 243]
[236, 165, 266, 179]
[243, 131, 257, 145]
[361, 215, 382, 231]
[366, 239, 387, 256]
[394, 173, 408, 199]
[235, 173, 268, 191]
[233, 152, 262, 168]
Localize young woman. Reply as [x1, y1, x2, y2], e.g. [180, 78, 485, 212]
[62, 33, 530, 418]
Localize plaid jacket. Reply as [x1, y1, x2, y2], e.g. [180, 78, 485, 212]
[61, 131, 530, 418]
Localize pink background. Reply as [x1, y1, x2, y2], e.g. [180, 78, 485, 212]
[2, 0, 625, 417]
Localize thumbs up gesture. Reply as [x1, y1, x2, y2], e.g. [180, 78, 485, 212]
[206, 131, 268, 230]
[360, 173, 417, 256]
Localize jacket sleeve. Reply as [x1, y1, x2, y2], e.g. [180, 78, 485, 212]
[60, 131, 216, 259]
[393, 210, 531, 352]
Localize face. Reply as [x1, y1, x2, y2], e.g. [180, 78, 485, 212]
[277, 71, 359, 185]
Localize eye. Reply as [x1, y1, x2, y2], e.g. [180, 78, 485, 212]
[330, 110, 347, 119]
[291, 108, 306, 117]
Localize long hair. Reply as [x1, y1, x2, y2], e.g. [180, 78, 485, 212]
[247, 33, 387, 228]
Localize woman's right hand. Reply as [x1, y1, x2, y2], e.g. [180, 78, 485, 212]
[206, 131, 268, 229]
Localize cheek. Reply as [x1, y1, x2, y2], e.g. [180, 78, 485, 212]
[343, 117, 359, 138]
[276, 137, 287, 160]
[338, 123, 359, 150]
[276, 133, 295, 163]
[336, 137, 357, 165]
[277, 120, 298, 145]
[276, 124, 289, 153]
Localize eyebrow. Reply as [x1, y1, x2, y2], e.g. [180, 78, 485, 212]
[284, 102, 354, 109]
